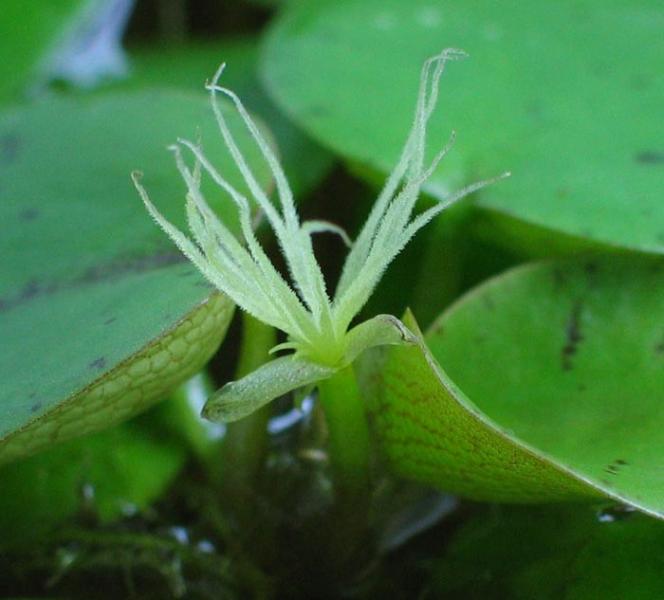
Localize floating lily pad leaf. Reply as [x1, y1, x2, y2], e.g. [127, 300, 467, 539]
[127, 37, 333, 197]
[432, 504, 664, 600]
[262, 0, 664, 254]
[0, 418, 186, 549]
[376, 257, 664, 518]
[0, 90, 273, 463]
[0, 0, 87, 103]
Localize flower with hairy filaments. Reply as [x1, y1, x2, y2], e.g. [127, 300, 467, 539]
[132, 48, 508, 422]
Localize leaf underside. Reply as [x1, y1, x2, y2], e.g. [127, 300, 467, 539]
[375, 257, 664, 518]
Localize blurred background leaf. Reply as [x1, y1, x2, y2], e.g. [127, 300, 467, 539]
[125, 35, 333, 198]
[262, 0, 664, 256]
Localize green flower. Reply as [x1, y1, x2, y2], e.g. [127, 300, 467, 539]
[133, 48, 507, 423]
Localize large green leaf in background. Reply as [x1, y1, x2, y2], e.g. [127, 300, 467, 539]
[127, 36, 333, 198]
[0, 90, 273, 463]
[262, 0, 664, 255]
[374, 257, 664, 518]
[0, 0, 87, 103]
[432, 505, 664, 599]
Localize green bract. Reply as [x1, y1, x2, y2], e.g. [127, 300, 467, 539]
[135, 49, 506, 422]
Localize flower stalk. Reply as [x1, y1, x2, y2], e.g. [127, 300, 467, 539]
[317, 364, 370, 500]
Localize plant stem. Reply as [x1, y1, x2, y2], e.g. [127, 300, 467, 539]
[317, 364, 371, 502]
[317, 365, 374, 576]
[221, 313, 275, 493]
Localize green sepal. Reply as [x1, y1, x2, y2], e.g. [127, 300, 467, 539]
[202, 356, 335, 423]
[344, 313, 417, 364]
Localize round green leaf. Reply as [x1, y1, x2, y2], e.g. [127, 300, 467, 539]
[0, 90, 273, 463]
[375, 257, 664, 518]
[262, 0, 664, 254]
[432, 505, 664, 600]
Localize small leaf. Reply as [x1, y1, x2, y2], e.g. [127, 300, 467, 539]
[203, 356, 335, 423]
[344, 314, 417, 364]
[375, 257, 664, 518]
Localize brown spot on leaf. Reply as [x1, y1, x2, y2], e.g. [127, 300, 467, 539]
[18, 208, 39, 221]
[80, 251, 184, 283]
[562, 301, 584, 371]
[0, 250, 186, 314]
[30, 402, 42, 413]
[482, 294, 495, 311]
[584, 261, 598, 277]
[103, 316, 117, 326]
[604, 459, 628, 476]
[655, 334, 664, 355]
[89, 357, 106, 370]
[21, 280, 41, 300]
[635, 150, 664, 165]
[429, 322, 444, 337]
[0, 133, 20, 164]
